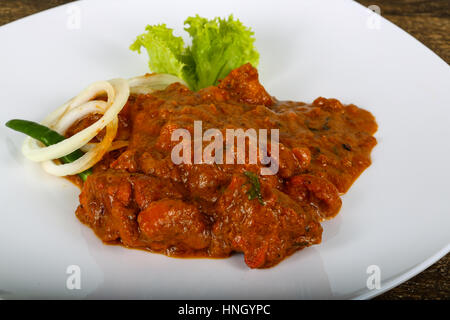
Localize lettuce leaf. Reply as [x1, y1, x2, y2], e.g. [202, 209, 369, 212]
[130, 15, 259, 91]
[130, 24, 186, 79]
[184, 15, 259, 90]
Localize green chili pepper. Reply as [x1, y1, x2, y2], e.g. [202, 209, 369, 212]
[5, 119, 92, 181]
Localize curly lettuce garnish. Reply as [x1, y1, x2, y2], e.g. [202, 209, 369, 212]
[130, 15, 259, 91]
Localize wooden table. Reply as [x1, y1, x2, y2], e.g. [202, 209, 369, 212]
[0, 0, 448, 300]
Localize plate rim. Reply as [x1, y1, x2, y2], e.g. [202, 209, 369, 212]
[1, 0, 449, 300]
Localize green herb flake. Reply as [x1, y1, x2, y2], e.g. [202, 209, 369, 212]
[243, 171, 265, 205]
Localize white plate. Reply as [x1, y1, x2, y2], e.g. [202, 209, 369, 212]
[0, 0, 449, 300]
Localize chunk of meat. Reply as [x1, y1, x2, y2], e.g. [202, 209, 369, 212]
[76, 171, 140, 246]
[212, 174, 322, 268]
[76, 170, 187, 247]
[138, 199, 210, 252]
[285, 174, 342, 221]
[218, 63, 274, 106]
[132, 175, 184, 210]
[138, 152, 181, 181]
[277, 143, 303, 178]
[179, 163, 230, 203]
[292, 147, 311, 169]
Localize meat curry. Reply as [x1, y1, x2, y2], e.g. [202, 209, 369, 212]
[72, 64, 377, 268]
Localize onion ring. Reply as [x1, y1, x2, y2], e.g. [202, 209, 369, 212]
[53, 101, 108, 134]
[22, 79, 129, 162]
[20, 74, 185, 178]
[81, 140, 129, 153]
[41, 118, 118, 176]
[128, 73, 188, 95]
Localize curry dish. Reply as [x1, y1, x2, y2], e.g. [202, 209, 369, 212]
[70, 64, 377, 268]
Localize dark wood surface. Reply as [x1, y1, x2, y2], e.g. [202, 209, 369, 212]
[0, 0, 448, 300]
